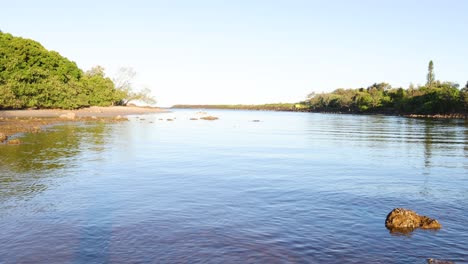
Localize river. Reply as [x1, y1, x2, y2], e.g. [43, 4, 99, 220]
[1, 110, 467, 263]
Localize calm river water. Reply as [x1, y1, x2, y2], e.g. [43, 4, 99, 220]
[1, 110, 467, 263]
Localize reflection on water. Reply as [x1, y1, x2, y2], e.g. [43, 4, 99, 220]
[0, 123, 111, 201]
[0, 111, 467, 263]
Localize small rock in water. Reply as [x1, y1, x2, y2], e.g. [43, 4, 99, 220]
[0, 133, 7, 142]
[167, 118, 174, 121]
[385, 208, 441, 233]
[59, 112, 76, 120]
[7, 139, 21, 145]
[200, 116, 219, 121]
[189, 118, 198, 120]
[114, 115, 128, 121]
[252, 120, 260, 122]
[30, 126, 41, 133]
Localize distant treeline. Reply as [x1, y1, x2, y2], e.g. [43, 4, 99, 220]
[300, 61, 467, 116]
[307, 82, 468, 116]
[0, 31, 155, 109]
[174, 61, 468, 117]
[306, 83, 468, 116]
[172, 103, 301, 111]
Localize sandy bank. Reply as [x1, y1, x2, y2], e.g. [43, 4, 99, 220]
[0, 106, 166, 118]
[0, 106, 167, 141]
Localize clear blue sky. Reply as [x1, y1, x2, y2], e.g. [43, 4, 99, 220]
[2, 0, 467, 106]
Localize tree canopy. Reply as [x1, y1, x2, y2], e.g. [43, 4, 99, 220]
[306, 61, 467, 115]
[0, 32, 153, 109]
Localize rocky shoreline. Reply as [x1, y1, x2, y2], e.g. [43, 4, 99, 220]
[173, 106, 468, 119]
[0, 106, 166, 144]
[404, 113, 467, 119]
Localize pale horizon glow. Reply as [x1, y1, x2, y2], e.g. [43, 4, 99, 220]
[2, 1, 468, 107]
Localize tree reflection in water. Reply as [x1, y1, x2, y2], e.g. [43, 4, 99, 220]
[0, 122, 111, 201]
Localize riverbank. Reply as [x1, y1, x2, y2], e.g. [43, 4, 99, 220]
[0, 106, 166, 142]
[172, 105, 468, 119]
[0, 106, 166, 118]
[171, 103, 304, 111]
[404, 113, 467, 119]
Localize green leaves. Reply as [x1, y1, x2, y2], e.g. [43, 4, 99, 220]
[427, 60, 435, 87]
[0, 32, 122, 109]
[307, 80, 466, 115]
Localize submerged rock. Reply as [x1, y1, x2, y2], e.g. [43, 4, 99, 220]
[59, 112, 76, 120]
[114, 115, 128, 121]
[189, 118, 198, 120]
[200, 116, 219, 121]
[385, 208, 441, 233]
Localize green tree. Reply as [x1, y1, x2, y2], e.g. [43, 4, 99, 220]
[460, 81, 468, 112]
[0, 31, 124, 109]
[426, 60, 435, 88]
[83, 66, 122, 106]
[113, 67, 156, 105]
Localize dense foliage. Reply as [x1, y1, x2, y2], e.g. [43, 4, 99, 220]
[0, 32, 141, 109]
[306, 62, 468, 115]
[307, 81, 467, 115]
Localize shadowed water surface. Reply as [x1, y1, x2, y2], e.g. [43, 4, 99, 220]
[1, 110, 467, 263]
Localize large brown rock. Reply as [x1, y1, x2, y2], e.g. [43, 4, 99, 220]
[427, 258, 455, 264]
[385, 208, 441, 233]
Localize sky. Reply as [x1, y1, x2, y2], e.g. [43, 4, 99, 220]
[1, 0, 467, 106]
